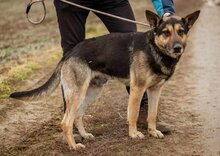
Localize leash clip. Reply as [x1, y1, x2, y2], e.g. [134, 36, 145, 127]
[26, 0, 46, 25]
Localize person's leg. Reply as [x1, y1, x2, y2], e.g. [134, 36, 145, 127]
[94, 0, 137, 33]
[94, 0, 148, 107]
[54, 0, 89, 112]
[54, 0, 90, 55]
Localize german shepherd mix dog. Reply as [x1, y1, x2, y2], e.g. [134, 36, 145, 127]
[10, 10, 200, 150]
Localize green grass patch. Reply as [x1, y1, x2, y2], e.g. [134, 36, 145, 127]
[0, 63, 42, 99]
[0, 82, 11, 99]
[86, 24, 108, 38]
[8, 63, 41, 81]
[49, 50, 62, 63]
[0, 50, 62, 99]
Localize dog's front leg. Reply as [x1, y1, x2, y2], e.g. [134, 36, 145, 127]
[127, 85, 146, 139]
[147, 81, 165, 139]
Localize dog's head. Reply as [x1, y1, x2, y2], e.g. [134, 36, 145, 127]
[145, 10, 200, 59]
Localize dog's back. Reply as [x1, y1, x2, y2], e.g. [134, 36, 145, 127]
[64, 31, 151, 78]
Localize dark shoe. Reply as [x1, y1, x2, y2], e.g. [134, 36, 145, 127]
[74, 134, 83, 143]
[138, 107, 171, 134]
[156, 121, 172, 134]
[138, 119, 171, 134]
[61, 134, 83, 145]
[138, 92, 148, 127]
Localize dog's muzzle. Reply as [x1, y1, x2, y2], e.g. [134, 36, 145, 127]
[173, 43, 183, 54]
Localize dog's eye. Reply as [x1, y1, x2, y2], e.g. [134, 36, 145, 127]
[177, 29, 185, 36]
[162, 30, 171, 37]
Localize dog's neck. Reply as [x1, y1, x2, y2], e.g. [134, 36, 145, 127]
[147, 31, 179, 79]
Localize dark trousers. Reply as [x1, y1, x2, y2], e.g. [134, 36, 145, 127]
[54, 0, 137, 54]
[54, 0, 147, 112]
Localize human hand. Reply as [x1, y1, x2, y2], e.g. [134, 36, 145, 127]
[163, 12, 171, 17]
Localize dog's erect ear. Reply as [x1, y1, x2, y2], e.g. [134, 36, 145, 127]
[145, 10, 160, 28]
[184, 10, 200, 30]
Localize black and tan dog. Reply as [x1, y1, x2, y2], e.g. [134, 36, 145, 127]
[10, 10, 200, 150]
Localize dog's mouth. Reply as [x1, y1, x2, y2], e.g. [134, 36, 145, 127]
[164, 44, 185, 59]
[157, 46, 181, 59]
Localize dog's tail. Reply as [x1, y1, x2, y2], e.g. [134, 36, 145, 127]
[10, 58, 65, 101]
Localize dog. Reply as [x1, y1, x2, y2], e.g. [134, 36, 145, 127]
[10, 10, 200, 150]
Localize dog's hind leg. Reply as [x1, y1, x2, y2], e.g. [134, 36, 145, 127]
[75, 84, 102, 139]
[60, 61, 91, 150]
[75, 76, 106, 139]
[147, 80, 165, 139]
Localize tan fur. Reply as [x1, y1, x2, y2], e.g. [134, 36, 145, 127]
[147, 80, 165, 138]
[127, 51, 164, 139]
[60, 59, 91, 150]
[174, 24, 187, 45]
[74, 85, 101, 139]
[155, 23, 187, 59]
[127, 52, 148, 138]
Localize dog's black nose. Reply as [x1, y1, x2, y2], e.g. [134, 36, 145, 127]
[173, 43, 183, 53]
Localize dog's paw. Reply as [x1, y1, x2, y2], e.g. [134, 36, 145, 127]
[129, 131, 145, 139]
[82, 133, 95, 140]
[148, 129, 164, 139]
[69, 143, 85, 150]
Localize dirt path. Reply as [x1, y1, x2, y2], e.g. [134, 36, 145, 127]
[1, 1, 220, 156]
[186, 4, 220, 155]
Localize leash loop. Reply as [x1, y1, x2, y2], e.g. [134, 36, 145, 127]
[26, 0, 46, 25]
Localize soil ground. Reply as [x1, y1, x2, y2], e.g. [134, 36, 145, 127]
[1, 0, 220, 155]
